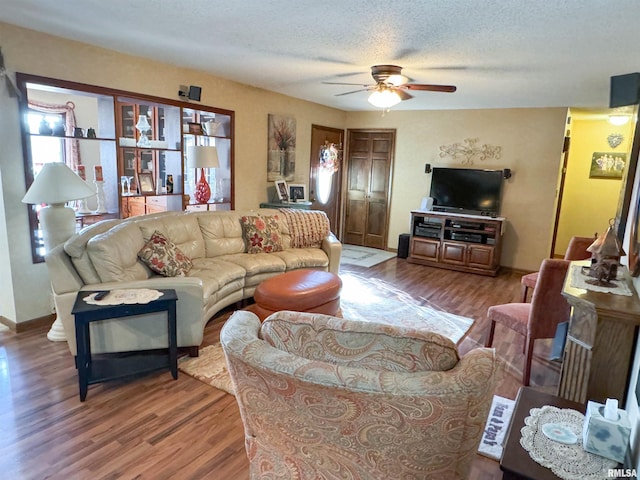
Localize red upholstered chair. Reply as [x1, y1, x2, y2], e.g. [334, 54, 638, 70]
[486, 258, 570, 386]
[520, 235, 594, 302]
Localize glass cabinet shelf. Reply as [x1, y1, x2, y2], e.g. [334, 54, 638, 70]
[30, 133, 116, 141]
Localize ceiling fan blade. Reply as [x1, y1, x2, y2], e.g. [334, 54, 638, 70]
[395, 89, 413, 101]
[334, 88, 371, 96]
[404, 84, 457, 93]
[322, 81, 371, 87]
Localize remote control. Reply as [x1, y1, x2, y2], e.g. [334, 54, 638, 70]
[94, 291, 109, 301]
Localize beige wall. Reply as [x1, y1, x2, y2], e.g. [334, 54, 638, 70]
[0, 21, 571, 325]
[555, 116, 634, 255]
[345, 108, 568, 270]
[0, 22, 345, 324]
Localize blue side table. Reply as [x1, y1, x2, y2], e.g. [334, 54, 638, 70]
[71, 289, 178, 401]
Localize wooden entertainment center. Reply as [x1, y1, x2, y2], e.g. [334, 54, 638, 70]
[407, 210, 505, 276]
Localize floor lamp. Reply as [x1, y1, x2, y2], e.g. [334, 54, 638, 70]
[187, 145, 219, 204]
[22, 162, 96, 342]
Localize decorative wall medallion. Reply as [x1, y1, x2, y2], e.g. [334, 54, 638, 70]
[439, 138, 502, 165]
[607, 133, 624, 149]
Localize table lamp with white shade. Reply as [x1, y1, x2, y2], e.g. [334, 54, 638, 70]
[22, 162, 96, 341]
[187, 145, 219, 204]
[22, 162, 96, 252]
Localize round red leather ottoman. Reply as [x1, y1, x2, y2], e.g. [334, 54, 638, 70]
[251, 269, 342, 320]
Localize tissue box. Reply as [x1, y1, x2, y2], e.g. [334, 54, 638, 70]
[582, 400, 631, 463]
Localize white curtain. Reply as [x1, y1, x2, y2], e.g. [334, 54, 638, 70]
[28, 100, 82, 170]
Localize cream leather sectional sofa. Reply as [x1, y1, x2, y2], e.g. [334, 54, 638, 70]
[45, 209, 341, 357]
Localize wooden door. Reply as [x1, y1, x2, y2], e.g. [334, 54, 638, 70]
[550, 135, 570, 257]
[309, 125, 344, 234]
[343, 129, 394, 249]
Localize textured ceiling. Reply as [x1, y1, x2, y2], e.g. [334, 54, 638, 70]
[2, 0, 640, 112]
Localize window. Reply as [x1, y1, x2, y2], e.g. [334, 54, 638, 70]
[27, 112, 66, 174]
[317, 143, 340, 204]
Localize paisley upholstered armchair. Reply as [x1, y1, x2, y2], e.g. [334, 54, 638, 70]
[221, 310, 500, 480]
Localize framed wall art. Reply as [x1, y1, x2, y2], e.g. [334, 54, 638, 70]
[589, 152, 626, 179]
[267, 114, 296, 182]
[288, 183, 307, 202]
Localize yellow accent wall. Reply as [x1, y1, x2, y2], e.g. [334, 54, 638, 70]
[555, 116, 635, 255]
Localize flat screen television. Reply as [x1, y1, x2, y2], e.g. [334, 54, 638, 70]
[430, 167, 504, 216]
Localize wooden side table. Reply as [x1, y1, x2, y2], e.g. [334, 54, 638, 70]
[71, 289, 178, 401]
[500, 387, 585, 480]
[559, 261, 640, 407]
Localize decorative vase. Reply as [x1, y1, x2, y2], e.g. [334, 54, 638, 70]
[280, 149, 287, 177]
[38, 118, 52, 135]
[203, 120, 223, 136]
[194, 169, 211, 204]
[52, 120, 65, 136]
[94, 181, 107, 213]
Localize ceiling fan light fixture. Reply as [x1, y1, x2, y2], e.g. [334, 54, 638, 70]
[385, 74, 409, 86]
[368, 87, 402, 109]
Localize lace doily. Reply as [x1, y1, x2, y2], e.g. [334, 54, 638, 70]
[84, 289, 164, 305]
[520, 405, 617, 480]
[569, 264, 632, 296]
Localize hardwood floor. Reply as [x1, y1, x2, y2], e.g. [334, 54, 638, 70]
[0, 258, 561, 479]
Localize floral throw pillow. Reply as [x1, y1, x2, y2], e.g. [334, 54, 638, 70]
[240, 215, 284, 254]
[137, 230, 193, 277]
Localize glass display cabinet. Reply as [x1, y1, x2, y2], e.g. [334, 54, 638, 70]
[17, 73, 235, 262]
[117, 99, 182, 218]
[182, 107, 233, 211]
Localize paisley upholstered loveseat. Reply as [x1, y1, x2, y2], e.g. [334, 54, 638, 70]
[221, 310, 501, 479]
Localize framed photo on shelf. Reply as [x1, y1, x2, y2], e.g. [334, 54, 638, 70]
[288, 183, 307, 202]
[136, 171, 155, 194]
[274, 179, 289, 201]
[188, 122, 204, 135]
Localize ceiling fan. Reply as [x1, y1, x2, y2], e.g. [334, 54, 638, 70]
[323, 65, 456, 108]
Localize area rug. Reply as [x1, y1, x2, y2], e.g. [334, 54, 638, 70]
[478, 395, 516, 460]
[178, 343, 235, 395]
[339, 272, 475, 345]
[179, 272, 476, 394]
[340, 244, 396, 268]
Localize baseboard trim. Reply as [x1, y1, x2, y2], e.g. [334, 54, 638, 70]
[1, 314, 55, 333]
[501, 266, 534, 276]
[0, 315, 15, 332]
